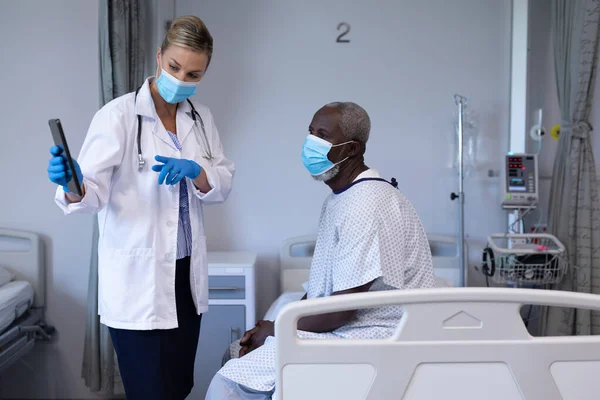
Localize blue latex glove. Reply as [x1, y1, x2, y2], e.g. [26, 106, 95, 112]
[47, 145, 83, 193]
[152, 155, 202, 185]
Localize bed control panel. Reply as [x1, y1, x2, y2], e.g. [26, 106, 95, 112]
[502, 153, 538, 209]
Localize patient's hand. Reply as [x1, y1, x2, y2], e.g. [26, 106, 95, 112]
[239, 320, 275, 357]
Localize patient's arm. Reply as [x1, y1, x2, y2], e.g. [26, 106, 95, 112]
[239, 319, 274, 357]
[296, 280, 374, 333]
[238, 281, 373, 357]
[239, 293, 307, 356]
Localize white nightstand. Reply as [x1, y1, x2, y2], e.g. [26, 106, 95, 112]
[192, 251, 257, 398]
[207, 251, 257, 330]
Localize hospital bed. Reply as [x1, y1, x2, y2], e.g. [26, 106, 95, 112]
[0, 228, 54, 375]
[222, 234, 463, 363]
[274, 287, 600, 400]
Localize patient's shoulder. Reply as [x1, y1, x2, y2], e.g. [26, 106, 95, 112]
[341, 179, 416, 218]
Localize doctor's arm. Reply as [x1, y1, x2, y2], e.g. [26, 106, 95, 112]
[53, 109, 126, 214]
[191, 169, 211, 193]
[190, 110, 235, 203]
[65, 187, 85, 203]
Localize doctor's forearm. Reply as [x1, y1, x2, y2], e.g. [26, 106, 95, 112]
[192, 169, 211, 193]
[65, 184, 85, 203]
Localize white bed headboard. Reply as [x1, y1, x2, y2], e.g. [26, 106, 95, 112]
[0, 228, 45, 308]
[280, 235, 315, 293]
[280, 234, 464, 292]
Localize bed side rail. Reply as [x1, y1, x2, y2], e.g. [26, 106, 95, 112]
[275, 288, 600, 400]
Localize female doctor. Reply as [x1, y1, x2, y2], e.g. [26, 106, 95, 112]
[46, 15, 234, 400]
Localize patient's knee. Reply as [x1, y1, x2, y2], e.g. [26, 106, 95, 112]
[205, 373, 231, 399]
[206, 373, 273, 400]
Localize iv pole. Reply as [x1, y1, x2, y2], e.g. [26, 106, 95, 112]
[450, 94, 467, 287]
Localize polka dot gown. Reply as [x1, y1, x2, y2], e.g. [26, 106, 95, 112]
[218, 171, 436, 392]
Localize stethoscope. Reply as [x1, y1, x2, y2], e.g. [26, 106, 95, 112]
[134, 86, 213, 171]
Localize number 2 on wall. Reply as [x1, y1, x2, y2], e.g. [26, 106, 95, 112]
[336, 22, 350, 43]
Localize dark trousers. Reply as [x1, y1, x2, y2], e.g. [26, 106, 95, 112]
[109, 256, 202, 400]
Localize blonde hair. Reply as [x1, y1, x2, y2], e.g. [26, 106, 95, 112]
[161, 15, 213, 66]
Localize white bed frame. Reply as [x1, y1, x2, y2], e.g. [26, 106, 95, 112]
[274, 287, 600, 400]
[0, 228, 45, 308]
[0, 228, 54, 374]
[279, 234, 464, 292]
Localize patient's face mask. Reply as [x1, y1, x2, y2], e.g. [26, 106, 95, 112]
[155, 68, 199, 104]
[301, 134, 353, 178]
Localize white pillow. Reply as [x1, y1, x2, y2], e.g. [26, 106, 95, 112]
[435, 276, 453, 287]
[263, 292, 305, 320]
[0, 266, 15, 287]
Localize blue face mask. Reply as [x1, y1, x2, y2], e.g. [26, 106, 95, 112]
[155, 68, 199, 104]
[301, 134, 353, 176]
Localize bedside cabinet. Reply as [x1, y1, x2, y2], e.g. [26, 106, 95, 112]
[191, 251, 257, 398]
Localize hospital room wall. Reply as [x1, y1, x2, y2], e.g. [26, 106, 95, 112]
[0, 1, 100, 398]
[526, 0, 600, 227]
[174, 0, 513, 313]
[0, 2, 103, 398]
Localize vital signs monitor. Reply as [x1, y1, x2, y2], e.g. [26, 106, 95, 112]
[502, 153, 538, 209]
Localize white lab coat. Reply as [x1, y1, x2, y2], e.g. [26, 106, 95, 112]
[54, 78, 235, 330]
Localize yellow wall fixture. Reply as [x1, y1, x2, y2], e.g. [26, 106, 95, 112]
[551, 124, 561, 140]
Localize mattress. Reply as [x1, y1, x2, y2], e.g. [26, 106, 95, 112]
[0, 280, 34, 334]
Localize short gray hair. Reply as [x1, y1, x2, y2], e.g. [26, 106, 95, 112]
[325, 102, 371, 143]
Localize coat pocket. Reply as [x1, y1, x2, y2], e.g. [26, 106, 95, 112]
[97, 247, 156, 322]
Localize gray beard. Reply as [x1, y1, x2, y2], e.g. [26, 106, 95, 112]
[312, 164, 340, 182]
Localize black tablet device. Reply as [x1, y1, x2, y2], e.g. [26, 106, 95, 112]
[48, 119, 83, 196]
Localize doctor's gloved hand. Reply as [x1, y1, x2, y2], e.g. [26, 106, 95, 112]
[47, 146, 83, 193]
[152, 155, 202, 185]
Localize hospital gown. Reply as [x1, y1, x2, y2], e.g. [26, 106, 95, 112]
[215, 170, 436, 394]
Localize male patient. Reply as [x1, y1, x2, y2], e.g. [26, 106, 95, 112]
[205, 102, 436, 399]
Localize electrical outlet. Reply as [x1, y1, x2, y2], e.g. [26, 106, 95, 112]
[511, 238, 527, 246]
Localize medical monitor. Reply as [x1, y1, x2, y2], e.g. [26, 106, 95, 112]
[502, 153, 538, 209]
